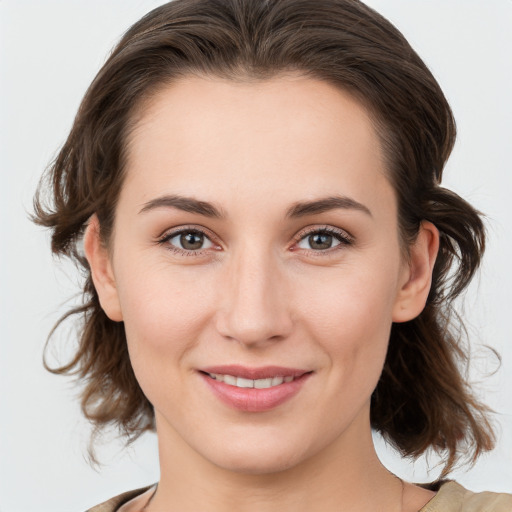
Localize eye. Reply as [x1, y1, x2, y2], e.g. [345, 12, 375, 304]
[158, 227, 215, 254]
[295, 227, 353, 252]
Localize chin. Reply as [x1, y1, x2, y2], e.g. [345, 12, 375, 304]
[213, 451, 304, 475]
[201, 432, 314, 475]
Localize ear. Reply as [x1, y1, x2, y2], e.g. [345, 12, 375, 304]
[392, 221, 439, 323]
[83, 215, 123, 322]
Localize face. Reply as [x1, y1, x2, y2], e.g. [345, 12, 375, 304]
[88, 75, 432, 475]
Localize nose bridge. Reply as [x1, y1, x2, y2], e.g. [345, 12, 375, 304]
[217, 240, 292, 346]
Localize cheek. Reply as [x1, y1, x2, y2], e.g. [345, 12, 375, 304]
[298, 261, 399, 339]
[115, 265, 218, 412]
[115, 261, 218, 363]
[295, 260, 399, 385]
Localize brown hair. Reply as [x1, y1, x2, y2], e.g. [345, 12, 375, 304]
[33, 0, 494, 475]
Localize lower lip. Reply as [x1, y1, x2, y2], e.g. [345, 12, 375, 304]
[200, 372, 312, 412]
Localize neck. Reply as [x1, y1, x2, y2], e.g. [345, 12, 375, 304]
[149, 410, 403, 512]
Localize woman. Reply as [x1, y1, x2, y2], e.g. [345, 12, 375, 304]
[31, 0, 512, 511]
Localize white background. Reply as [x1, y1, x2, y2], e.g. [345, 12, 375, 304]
[1, 1, 511, 511]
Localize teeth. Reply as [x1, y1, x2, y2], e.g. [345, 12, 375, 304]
[208, 373, 295, 389]
[254, 378, 273, 389]
[223, 374, 236, 386]
[236, 377, 254, 388]
[271, 376, 284, 386]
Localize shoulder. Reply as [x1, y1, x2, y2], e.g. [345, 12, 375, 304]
[85, 485, 154, 512]
[420, 481, 512, 512]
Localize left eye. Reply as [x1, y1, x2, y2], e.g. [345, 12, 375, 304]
[167, 230, 214, 251]
[296, 230, 347, 251]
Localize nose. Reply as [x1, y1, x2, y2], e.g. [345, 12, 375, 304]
[215, 245, 293, 347]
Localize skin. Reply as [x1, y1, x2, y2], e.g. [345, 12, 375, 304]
[85, 75, 439, 512]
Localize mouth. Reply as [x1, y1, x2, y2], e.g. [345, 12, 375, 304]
[203, 372, 297, 389]
[198, 365, 313, 412]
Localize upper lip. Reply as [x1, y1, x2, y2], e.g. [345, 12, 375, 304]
[199, 365, 311, 380]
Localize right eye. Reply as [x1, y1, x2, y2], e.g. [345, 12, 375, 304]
[158, 227, 216, 255]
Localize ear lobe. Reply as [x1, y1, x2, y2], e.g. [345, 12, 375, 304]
[83, 215, 123, 322]
[392, 221, 439, 323]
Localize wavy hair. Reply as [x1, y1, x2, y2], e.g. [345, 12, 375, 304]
[33, 0, 494, 475]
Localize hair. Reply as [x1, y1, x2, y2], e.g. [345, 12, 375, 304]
[33, 0, 494, 476]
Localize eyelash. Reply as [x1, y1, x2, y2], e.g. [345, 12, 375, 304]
[156, 225, 354, 257]
[292, 226, 354, 256]
[157, 226, 219, 257]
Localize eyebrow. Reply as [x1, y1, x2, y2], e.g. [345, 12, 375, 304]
[139, 195, 225, 218]
[138, 194, 372, 219]
[285, 196, 372, 218]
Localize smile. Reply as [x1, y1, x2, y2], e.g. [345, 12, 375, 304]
[207, 373, 295, 388]
[199, 365, 313, 412]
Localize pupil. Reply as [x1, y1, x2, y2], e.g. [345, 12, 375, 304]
[181, 232, 203, 250]
[309, 233, 332, 250]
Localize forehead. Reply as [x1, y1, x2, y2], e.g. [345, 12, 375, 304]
[122, 74, 393, 217]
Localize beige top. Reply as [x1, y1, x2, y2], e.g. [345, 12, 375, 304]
[86, 481, 512, 512]
[420, 481, 512, 512]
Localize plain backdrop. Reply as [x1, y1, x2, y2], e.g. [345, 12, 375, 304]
[1, 1, 511, 511]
